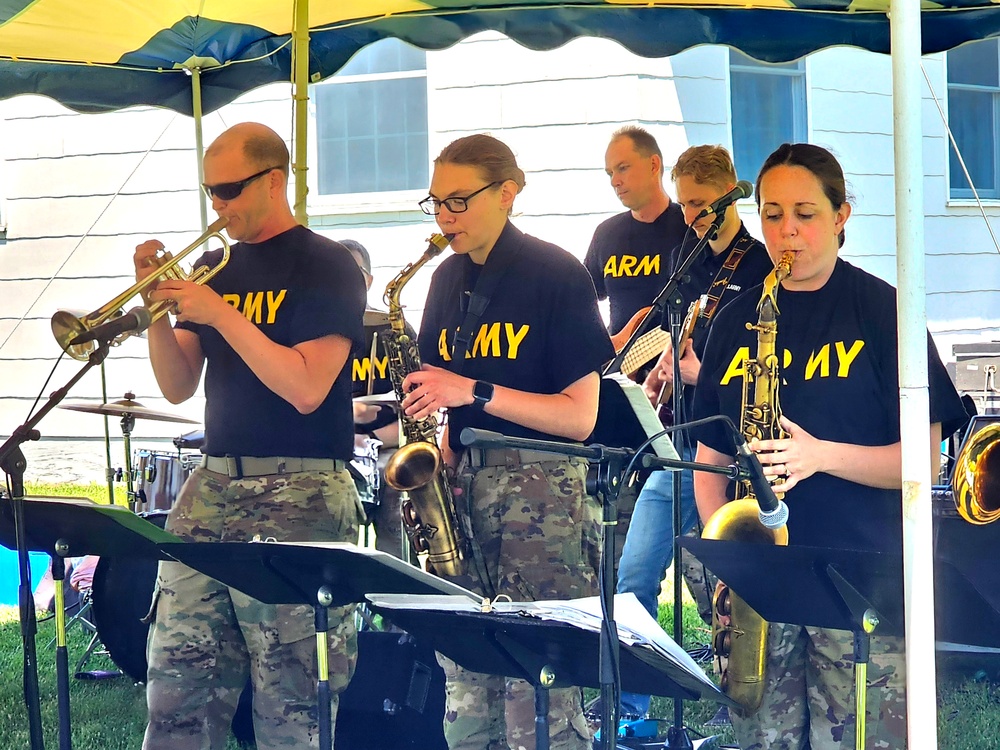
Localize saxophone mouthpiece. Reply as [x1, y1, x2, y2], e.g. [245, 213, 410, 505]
[427, 233, 455, 255]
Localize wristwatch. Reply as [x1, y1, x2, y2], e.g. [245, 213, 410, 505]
[472, 380, 495, 410]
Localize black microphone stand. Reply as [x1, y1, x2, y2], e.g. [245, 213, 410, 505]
[0, 339, 112, 750]
[603, 212, 726, 748]
[459, 428, 740, 750]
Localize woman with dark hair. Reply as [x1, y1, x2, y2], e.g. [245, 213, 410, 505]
[401, 133, 614, 750]
[690, 143, 965, 749]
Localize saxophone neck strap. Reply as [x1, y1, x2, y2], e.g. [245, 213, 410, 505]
[697, 232, 754, 329]
[450, 234, 525, 376]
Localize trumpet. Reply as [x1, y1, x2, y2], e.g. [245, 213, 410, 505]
[51, 218, 230, 360]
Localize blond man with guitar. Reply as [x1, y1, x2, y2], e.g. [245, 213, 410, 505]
[616, 144, 773, 720]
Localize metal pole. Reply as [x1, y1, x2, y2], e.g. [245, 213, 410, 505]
[292, 0, 310, 225]
[890, 0, 938, 747]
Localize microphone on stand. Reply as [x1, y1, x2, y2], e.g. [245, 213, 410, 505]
[729, 427, 789, 531]
[70, 306, 152, 346]
[693, 180, 754, 220]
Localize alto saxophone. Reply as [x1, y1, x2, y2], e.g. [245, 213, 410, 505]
[702, 250, 794, 713]
[382, 233, 465, 576]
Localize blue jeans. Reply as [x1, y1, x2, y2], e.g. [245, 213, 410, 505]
[615, 446, 699, 717]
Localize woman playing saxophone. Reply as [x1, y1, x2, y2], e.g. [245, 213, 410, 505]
[690, 143, 966, 749]
[399, 134, 614, 750]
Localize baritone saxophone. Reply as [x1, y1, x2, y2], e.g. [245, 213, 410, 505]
[702, 250, 794, 713]
[381, 233, 466, 576]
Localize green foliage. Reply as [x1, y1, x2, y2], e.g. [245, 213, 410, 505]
[24, 481, 127, 506]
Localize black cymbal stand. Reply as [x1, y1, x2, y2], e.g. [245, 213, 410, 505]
[0, 340, 111, 750]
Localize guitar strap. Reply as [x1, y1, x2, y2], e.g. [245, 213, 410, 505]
[696, 232, 755, 329]
[449, 233, 524, 376]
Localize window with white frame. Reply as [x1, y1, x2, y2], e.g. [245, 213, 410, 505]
[947, 39, 1000, 200]
[314, 39, 429, 196]
[729, 50, 807, 185]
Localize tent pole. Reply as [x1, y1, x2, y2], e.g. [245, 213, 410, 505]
[292, 0, 310, 225]
[890, 0, 938, 747]
[192, 67, 208, 232]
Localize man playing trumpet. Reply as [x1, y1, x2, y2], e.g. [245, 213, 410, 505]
[134, 121, 367, 749]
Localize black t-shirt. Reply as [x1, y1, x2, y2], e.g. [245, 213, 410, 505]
[584, 203, 689, 335]
[177, 226, 366, 459]
[419, 222, 615, 453]
[668, 224, 774, 423]
[692, 258, 966, 553]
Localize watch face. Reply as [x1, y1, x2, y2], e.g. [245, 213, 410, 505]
[474, 381, 494, 404]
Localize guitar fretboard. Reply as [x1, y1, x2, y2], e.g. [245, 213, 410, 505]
[620, 328, 671, 377]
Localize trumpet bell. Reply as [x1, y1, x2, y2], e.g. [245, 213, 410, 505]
[51, 309, 129, 361]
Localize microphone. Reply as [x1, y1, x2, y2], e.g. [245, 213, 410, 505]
[693, 180, 754, 220]
[730, 429, 789, 531]
[71, 306, 153, 346]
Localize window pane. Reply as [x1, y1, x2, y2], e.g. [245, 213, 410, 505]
[337, 38, 426, 77]
[948, 41, 999, 88]
[949, 89, 997, 195]
[316, 77, 429, 195]
[731, 71, 803, 183]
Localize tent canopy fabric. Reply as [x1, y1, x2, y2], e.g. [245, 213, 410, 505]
[2, 0, 1000, 115]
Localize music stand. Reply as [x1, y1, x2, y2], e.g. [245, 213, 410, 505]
[365, 593, 732, 750]
[680, 538, 903, 750]
[0, 496, 180, 750]
[160, 541, 480, 750]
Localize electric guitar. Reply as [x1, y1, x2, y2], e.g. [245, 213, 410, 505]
[610, 307, 672, 379]
[656, 296, 704, 424]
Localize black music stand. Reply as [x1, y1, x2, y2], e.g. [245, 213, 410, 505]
[680, 538, 903, 750]
[160, 541, 480, 750]
[365, 593, 732, 750]
[0, 496, 180, 750]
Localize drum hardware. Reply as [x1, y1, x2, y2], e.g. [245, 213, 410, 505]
[59, 392, 198, 512]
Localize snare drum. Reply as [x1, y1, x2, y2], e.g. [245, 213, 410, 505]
[133, 450, 199, 511]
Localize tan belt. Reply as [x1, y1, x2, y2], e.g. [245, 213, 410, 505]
[467, 447, 568, 469]
[201, 455, 345, 479]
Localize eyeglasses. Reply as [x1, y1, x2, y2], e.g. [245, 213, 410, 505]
[202, 166, 280, 201]
[418, 181, 500, 215]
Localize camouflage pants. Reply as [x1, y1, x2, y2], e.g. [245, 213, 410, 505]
[142, 466, 364, 750]
[731, 623, 906, 750]
[437, 456, 602, 750]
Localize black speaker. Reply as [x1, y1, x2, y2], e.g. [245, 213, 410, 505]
[334, 630, 448, 750]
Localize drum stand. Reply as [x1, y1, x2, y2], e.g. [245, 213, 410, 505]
[115, 395, 139, 513]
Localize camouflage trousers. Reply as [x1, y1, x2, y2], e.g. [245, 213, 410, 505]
[142, 465, 364, 750]
[437, 455, 602, 750]
[731, 623, 907, 750]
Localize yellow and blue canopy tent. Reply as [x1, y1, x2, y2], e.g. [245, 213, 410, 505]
[1, 2, 994, 747]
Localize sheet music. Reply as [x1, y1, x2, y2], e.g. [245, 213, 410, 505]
[604, 373, 679, 460]
[367, 591, 722, 698]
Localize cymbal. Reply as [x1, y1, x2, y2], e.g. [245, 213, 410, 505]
[364, 309, 391, 327]
[60, 398, 199, 424]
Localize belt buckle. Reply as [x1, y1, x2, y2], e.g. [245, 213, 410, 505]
[226, 455, 243, 479]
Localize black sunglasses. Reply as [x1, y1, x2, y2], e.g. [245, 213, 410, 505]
[202, 166, 280, 201]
